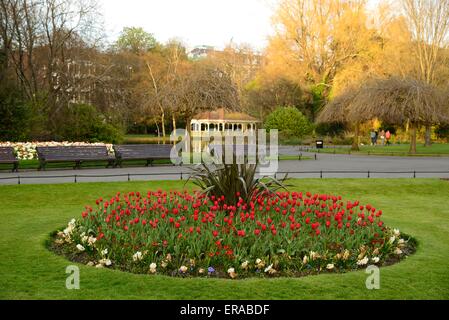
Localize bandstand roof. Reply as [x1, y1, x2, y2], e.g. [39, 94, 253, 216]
[192, 108, 261, 123]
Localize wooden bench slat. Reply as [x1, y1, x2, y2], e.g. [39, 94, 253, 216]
[0, 147, 19, 172]
[113, 144, 174, 167]
[36, 146, 114, 170]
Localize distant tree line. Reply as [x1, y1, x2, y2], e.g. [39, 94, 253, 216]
[1, 0, 448, 149]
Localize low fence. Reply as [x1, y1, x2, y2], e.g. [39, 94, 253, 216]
[298, 146, 449, 157]
[1, 170, 449, 185]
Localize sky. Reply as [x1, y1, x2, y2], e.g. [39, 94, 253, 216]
[99, 0, 275, 51]
[98, 0, 382, 51]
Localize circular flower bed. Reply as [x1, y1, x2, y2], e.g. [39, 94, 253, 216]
[50, 190, 416, 278]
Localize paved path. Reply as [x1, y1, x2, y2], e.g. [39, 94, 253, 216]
[1, 148, 448, 185]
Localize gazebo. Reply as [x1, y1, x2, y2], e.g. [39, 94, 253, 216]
[191, 108, 260, 134]
[190, 108, 261, 152]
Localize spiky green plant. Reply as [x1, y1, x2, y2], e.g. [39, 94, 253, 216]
[187, 157, 288, 205]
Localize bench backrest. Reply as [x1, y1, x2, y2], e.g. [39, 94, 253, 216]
[0, 147, 17, 161]
[36, 146, 110, 160]
[114, 144, 173, 159]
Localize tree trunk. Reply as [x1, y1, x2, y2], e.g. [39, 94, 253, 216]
[409, 124, 417, 154]
[161, 112, 166, 144]
[172, 114, 177, 132]
[352, 122, 360, 151]
[155, 121, 160, 138]
[172, 114, 177, 145]
[424, 125, 432, 147]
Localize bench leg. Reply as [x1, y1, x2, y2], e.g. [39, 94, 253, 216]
[74, 161, 81, 170]
[38, 160, 46, 171]
[13, 162, 19, 173]
[146, 160, 150, 167]
[106, 160, 114, 168]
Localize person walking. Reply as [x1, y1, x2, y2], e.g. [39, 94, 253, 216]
[380, 130, 386, 146]
[385, 130, 391, 146]
[370, 130, 376, 146]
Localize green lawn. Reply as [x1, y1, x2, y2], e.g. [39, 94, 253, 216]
[124, 134, 164, 144]
[0, 179, 448, 300]
[307, 143, 449, 156]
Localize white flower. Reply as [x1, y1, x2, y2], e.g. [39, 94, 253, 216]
[241, 261, 249, 270]
[264, 264, 273, 273]
[372, 257, 380, 263]
[132, 251, 143, 262]
[394, 248, 403, 255]
[87, 236, 97, 246]
[86, 261, 95, 267]
[101, 248, 108, 256]
[161, 261, 168, 268]
[179, 266, 188, 273]
[198, 268, 205, 274]
[393, 229, 401, 237]
[326, 264, 334, 270]
[255, 259, 265, 269]
[76, 244, 85, 252]
[389, 236, 396, 244]
[149, 263, 157, 274]
[310, 251, 320, 260]
[264, 264, 277, 275]
[357, 257, 369, 266]
[63, 219, 76, 236]
[81, 235, 88, 243]
[227, 267, 237, 279]
[99, 258, 112, 267]
[303, 255, 309, 264]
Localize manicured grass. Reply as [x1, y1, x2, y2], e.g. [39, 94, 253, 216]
[0, 179, 448, 300]
[307, 143, 449, 156]
[124, 134, 163, 144]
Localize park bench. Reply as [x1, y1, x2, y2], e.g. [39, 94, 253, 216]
[113, 144, 174, 167]
[0, 147, 19, 172]
[36, 146, 115, 170]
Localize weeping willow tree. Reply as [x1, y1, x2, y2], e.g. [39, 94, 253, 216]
[317, 86, 361, 151]
[347, 78, 449, 154]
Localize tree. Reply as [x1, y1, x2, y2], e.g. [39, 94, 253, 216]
[401, 0, 449, 146]
[206, 43, 261, 100]
[265, 107, 313, 139]
[243, 76, 307, 122]
[265, 0, 369, 98]
[176, 60, 241, 132]
[317, 86, 360, 150]
[347, 78, 448, 153]
[115, 27, 158, 54]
